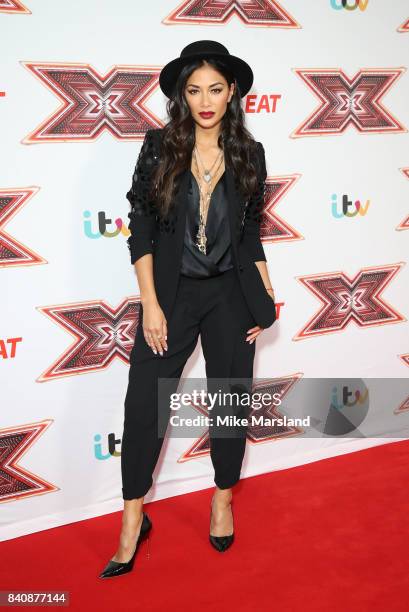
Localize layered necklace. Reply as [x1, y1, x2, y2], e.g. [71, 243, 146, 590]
[192, 144, 224, 255]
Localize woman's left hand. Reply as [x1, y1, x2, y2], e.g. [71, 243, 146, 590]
[246, 325, 263, 344]
[245, 287, 275, 344]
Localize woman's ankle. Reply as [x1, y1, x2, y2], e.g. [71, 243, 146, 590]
[212, 487, 232, 507]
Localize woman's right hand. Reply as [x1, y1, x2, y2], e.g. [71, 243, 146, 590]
[142, 298, 168, 355]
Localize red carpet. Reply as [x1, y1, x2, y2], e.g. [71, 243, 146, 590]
[2, 439, 408, 611]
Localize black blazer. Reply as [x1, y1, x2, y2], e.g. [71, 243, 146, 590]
[126, 128, 277, 329]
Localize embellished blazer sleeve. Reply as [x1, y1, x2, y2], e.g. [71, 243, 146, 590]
[241, 141, 267, 262]
[126, 129, 159, 264]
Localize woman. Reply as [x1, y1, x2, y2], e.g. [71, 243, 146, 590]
[99, 40, 276, 579]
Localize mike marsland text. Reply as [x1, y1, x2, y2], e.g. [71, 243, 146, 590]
[169, 415, 311, 427]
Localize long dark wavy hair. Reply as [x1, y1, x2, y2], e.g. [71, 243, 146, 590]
[150, 57, 261, 218]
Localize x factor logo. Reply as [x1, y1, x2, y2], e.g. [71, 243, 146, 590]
[294, 263, 406, 340]
[0, 187, 46, 268]
[163, 0, 300, 27]
[261, 174, 302, 244]
[36, 298, 143, 381]
[396, 168, 409, 231]
[0, 420, 57, 504]
[21, 62, 163, 143]
[291, 68, 406, 137]
[397, 17, 409, 33]
[0, 0, 30, 13]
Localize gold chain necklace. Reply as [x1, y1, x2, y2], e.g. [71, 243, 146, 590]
[194, 144, 221, 183]
[192, 146, 224, 254]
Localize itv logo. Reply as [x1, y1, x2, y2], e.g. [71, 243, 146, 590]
[94, 433, 121, 459]
[83, 210, 129, 239]
[330, 0, 369, 10]
[331, 193, 370, 218]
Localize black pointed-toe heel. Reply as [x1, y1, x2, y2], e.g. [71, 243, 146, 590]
[209, 498, 234, 553]
[99, 512, 152, 578]
[209, 531, 235, 552]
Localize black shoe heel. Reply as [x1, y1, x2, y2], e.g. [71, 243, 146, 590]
[99, 512, 152, 578]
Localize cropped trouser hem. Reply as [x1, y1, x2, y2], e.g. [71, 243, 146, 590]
[122, 479, 153, 501]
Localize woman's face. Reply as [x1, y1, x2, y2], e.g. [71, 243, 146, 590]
[184, 62, 234, 130]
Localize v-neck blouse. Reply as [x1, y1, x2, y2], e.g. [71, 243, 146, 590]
[180, 170, 234, 279]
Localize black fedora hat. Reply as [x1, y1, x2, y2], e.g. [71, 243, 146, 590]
[159, 40, 254, 100]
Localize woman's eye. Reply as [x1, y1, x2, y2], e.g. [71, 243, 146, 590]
[187, 89, 223, 94]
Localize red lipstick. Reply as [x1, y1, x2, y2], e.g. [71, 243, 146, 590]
[199, 112, 215, 118]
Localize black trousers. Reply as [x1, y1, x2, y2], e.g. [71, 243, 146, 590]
[121, 267, 257, 500]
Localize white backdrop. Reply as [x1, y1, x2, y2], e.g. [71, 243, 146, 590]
[1, 0, 408, 540]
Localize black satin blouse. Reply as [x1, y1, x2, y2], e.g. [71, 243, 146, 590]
[180, 170, 234, 278]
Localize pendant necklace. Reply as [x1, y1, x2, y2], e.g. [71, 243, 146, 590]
[195, 144, 220, 183]
[192, 145, 224, 255]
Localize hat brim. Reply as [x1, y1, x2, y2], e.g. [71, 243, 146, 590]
[159, 52, 254, 99]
